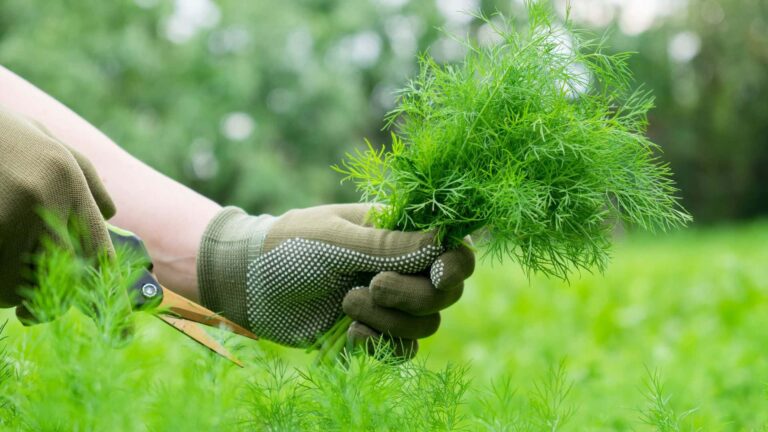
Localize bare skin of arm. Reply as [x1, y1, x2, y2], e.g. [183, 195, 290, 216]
[0, 65, 220, 301]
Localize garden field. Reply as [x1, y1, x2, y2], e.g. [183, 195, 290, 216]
[1, 222, 767, 431]
[1, 0, 766, 430]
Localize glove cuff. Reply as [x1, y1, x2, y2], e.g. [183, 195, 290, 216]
[197, 206, 275, 328]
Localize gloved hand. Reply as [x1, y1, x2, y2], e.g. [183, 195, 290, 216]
[198, 204, 474, 358]
[0, 106, 116, 322]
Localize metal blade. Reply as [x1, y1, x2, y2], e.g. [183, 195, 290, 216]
[158, 315, 244, 367]
[158, 287, 258, 340]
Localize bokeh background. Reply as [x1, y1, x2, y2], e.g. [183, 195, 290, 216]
[1, 0, 766, 223]
[2, 0, 768, 429]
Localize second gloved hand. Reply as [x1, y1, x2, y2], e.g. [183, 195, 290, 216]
[0, 106, 119, 323]
[197, 204, 474, 356]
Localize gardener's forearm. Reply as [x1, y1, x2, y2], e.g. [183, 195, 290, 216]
[0, 65, 219, 301]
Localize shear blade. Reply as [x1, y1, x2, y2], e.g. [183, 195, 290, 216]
[158, 288, 258, 340]
[159, 315, 244, 368]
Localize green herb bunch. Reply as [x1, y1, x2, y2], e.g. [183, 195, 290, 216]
[336, 2, 690, 279]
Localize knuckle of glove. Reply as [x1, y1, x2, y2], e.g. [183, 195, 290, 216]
[42, 146, 80, 185]
[32, 148, 84, 207]
[68, 148, 116, 218]
[14, 152, 76, 204]
[343, 288, 441, 339]
[342, 287, 372, 317]
[370, 271, 463, 316]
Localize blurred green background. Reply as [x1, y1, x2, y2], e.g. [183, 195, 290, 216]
[2, 0, 768, 429]
[1, 0, 766, 222]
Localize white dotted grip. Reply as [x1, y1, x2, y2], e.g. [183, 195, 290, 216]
[245, 238, 441, 346]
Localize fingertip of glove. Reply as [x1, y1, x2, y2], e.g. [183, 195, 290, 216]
[15, 304, 38, 326]
[347, 320, 378, 342]
[347, 321, 380, 357]
[430, 245, 475, 290]
[347, 321, 419, 361]
[342, 287, 371, 317]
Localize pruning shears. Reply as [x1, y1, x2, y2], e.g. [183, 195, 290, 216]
[107, 225, 258, 367]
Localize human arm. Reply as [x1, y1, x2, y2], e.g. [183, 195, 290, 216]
[0, 65, 219, 301]
[0, 65, 475, 357]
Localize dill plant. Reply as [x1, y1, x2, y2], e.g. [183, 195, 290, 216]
[3, 222, 768, 429]
[0, 321, 13, 421]
[321, 2, 690, 362]
[640, 368, 698, 432]
[336, 2, 690, 278]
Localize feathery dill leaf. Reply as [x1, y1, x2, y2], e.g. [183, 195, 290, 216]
[335, 2, 690, 279]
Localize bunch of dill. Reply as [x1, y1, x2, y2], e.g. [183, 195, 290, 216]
[336, 3, 690, 278]
[316, 3, 691, 362]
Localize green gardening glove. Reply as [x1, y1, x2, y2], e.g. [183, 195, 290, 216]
[0, 105, 117, 321]
[198, 204, 474, 358]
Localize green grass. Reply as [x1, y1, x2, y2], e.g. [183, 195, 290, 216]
[2, 222, 768, 430]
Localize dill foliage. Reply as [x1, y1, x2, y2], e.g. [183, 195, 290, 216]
[336, 2, 690, 278]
